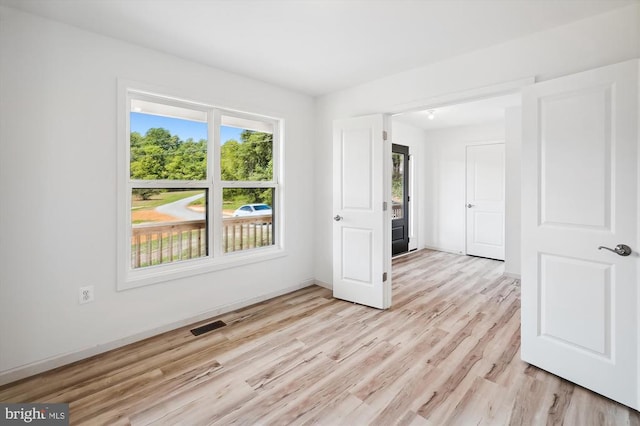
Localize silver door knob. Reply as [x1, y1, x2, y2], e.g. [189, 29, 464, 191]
[334, 215, 342, 221]
[598, 244, 632, 256]
[466, 203, 474, 208]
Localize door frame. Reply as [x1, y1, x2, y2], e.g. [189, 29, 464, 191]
[388, 77, 534, 269]
[388, 77, 535, 115]
[337, 78, 534, 304]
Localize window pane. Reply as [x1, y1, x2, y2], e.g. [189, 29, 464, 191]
[222, 188, 274, 253]
[392, 152, 405, 219]
[220, 115, 273, 182]
[131, 188, 207, 268]
[130, 99, 208, 180]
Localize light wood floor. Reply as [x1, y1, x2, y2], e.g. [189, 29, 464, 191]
[1, 249, 639, 425]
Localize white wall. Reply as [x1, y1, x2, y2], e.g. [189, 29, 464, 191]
[390, 121, 427, 251]
[0, 7, 316, 382]
[315, 4, 640, 286]
[422, 123, 505, 254]
[504, 107, 522, 277]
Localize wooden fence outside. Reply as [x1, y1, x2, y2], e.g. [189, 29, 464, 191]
[392, 202, 402, 219]
[131, 214, 273, 268]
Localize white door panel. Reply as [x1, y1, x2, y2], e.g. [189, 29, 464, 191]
[522, 59, 639, 409]
[540, 87, 611, 228]
[540, 254, 611, 356]
[341, 228, 373, 283]
[466, 143, 505, 260]
[333, 115, 391, 309]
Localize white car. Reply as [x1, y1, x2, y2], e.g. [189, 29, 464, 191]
[232, 203, 272, 217]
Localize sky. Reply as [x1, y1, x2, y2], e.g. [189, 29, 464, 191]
[130, 112, 243, 143]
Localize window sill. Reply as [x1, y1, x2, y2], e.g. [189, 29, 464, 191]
[118, 247, 287, 291]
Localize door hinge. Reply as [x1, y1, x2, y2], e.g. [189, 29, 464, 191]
[383, 272, 388, 282]
[383, 130, 388, 141]
[407, 195, 411, 202]
[383, 201, 388, 211]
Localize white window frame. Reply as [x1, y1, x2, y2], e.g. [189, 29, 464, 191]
[117, 81, 285, 290]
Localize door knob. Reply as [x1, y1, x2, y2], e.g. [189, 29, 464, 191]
[466, 203, 474, 208]
[598, 244, 632, 256]
[334, 215, 342, 221]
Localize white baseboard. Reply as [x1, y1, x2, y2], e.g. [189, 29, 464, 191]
[503, 272, 521, 280]
[0, 280, 316, 387]
[314, 279, 332, 290]
[422, 245, 465, 256]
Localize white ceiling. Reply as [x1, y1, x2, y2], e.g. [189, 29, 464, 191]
[394, 93, 521, 130]
[1, 0, 635, 96]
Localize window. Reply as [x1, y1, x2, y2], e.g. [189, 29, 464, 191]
[118, 86, 282, 289]
[220, 113, 276, 254]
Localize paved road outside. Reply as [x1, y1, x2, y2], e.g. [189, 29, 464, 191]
[155, 193, 205, 221]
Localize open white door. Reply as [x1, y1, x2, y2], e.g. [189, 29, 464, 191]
[333, 115, 392, 309]
[466, 143, 505, 260]
[522, 60, 639, 409]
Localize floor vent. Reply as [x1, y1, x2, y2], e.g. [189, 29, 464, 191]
[190, 320, 227, 336]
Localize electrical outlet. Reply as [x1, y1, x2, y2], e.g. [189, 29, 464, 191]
[79, 285, 95, 304]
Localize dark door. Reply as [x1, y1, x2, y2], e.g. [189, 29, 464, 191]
[392, 144, 409, 256]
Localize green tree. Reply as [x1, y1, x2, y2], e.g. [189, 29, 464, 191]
[392, 153, 404, 202]
[130, 127, 273, 204]
[220, 139, 241, 181]
[165, 139, 207, 180]
[131, 143, 165, 179]
[130, 128, 207, 200]
[220, 130, 273, 205]
[237, 130, 273, 181]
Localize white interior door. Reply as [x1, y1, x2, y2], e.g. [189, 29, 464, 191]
[521, 60, 639, 409]
[466, 143, 505, 260]
[333, 115, 391, 309]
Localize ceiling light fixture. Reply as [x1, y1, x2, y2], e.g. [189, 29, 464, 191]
[426, 110, 435, 120]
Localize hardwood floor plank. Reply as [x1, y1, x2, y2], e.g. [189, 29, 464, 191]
[417, 298, 520, 421]
[445, 376, 514, 426]
[299, 392, 366, 426]
[1, 249, 637, 425]
[259, 341, 397, 425]
[370, 364, 441, 424]
[350, 327, 447, 403]
[508, 375, 564, 426]
[484, 322, 521, 384]
[214, 352, 337, 425]
[562, 385, 635, 426]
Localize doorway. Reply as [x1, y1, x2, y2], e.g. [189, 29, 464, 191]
[392, 92, 520, 262]
[392, 143, 410, 256]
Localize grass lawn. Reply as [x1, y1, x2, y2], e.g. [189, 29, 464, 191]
[221, 199, 250, 211]
[131, 189, 270, 220]
[186, 198, 244, 211]
[132, 190, 204, 210]
[188, 196, 261, 211]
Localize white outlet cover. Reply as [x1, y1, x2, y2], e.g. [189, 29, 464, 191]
[79, 285, 95, 304]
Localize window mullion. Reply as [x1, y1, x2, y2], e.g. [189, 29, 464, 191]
[221, 181, 276, 189]
[130, 180, 209, 189]
[273, 120, 282, 185]
[211, 108, 222, 258]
